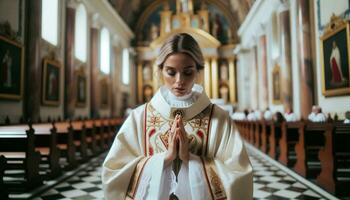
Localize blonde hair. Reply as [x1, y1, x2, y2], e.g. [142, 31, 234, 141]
[156, 33, 204, 70]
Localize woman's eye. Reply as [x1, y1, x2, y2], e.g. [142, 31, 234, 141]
[166, 70, 176, 76]
[183, 70, 193, 76]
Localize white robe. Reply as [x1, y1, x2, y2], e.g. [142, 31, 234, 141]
[102, 85, 253, 200]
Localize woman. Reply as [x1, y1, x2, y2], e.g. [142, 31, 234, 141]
[102, 33, 253, 200]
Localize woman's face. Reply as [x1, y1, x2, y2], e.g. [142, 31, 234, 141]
[162, 53, 198, 97]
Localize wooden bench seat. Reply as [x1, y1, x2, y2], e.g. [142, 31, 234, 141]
[0, 125, 42, 192]
[316, 121, 350, 197]
[0, 155, 7, 199]
[55, 122, 77, 169]
[32, 123, 61, 178]
[71, 121, 88, 162]
[84, 120, 99, 155]
[279, 121, 304, 167]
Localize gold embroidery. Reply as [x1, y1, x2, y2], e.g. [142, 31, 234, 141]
[126, 157, 150, 198]
[201, 158, 227, 200]
[145, 104, 213, 156]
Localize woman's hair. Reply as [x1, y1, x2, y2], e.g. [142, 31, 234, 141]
[156, 33, 204, 70]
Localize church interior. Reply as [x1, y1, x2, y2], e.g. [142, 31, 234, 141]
[0, 0, 350, 199]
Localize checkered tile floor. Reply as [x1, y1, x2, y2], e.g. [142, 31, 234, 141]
[31, 149, 331, 200]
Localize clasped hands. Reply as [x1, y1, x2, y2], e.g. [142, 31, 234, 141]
[164, 114, 189, 166]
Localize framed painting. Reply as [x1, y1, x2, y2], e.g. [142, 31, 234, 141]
[42, 58, 60, 106]
[76, 70, 86, 107]
[272, 64, 282, 104]
[100, 78, 109, 108]
[320, 17, 350, 96]
[0, 35, 24, 100]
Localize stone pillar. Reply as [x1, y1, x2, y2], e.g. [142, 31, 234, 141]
[250, 46, 259, 110]
[279, 3, 293, 112]
[137, 60, 143, 104]
[204, 59, 211, 97]
[259, 35, 268, 109]
[90, 28, 99, 118]
[297, 0, 314, 118]
[211, 58, 219, 99]
[24, 0, 42, 122]
[228, 58, 236, 103]
[64, 7, 76, 119]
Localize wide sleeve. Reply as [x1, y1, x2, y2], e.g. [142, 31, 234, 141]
[195, 109, 253, 200]
[102, 108, 166, 200]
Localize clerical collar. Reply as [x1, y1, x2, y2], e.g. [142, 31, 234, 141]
[160, 84, 202, 108]
[151, 84, 211, 120]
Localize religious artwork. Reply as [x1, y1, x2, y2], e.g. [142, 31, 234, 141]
[207, 4, 230, 44]
[142, 62, 152, 82]
[320, 18, 350, 96]
[219, 61, 229, 81]
[219, 83, 229, 103]
[191, 16, 199, 29]
[143, 84, 153, 102]
[42, 58, 60, 106]
[100, 78, 109, 108]
[272, 64, 282, 104]
[76, 71, 86, 107]
[0, 35, 23, 100]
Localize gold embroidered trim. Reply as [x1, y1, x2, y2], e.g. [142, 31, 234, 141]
[126, 157, 150, 199]
[200, 157, 227, 200]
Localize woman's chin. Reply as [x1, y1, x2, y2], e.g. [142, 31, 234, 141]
[172, 90, 187, 97]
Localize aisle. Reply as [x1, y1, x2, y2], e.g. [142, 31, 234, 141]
[33, 147, 337, 200]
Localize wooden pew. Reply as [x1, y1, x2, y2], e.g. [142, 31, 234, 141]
[294, 122, 331, 179]
[254, 121, 262, 149]
[279, 121, 304, 167]
[0, 125, 42, 191]
[316, 121, 350, 197]
[71, 121, 88, 162]
[55, 122, 77, 169]
[260, 120, 271, 154]
[0, 155, 7, 199]
[268, 122, 282, 160]
[84, 120, 99, 156]
[93, 119, 105, 152]
[32, 123, 62, 178]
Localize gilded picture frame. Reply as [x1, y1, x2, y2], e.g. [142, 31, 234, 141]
[76, 69, 87, 107]
[0, 35, 24, 100]
[320, 19, 350, 96]
[272, 64, 282, 104]
[42, 58, 60, 106]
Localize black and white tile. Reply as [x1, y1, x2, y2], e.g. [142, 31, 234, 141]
[30, 146, 337, 200]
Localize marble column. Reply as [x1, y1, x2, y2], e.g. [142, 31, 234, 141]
[211, 58, 219, 99]
[279, 4, 293, 113]
[250, 46, 259, 110]
[228, 58, 236, 104]
[137, 61, 143, 104]
[64, 7, 76, 119]
[90, 28, 99, 118]
[297, 0, 314, 118]
[24, 0, 42, 122]
[259, 35, 268, 109]
[204, 59, 211, 97]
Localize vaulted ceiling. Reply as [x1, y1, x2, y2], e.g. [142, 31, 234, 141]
[108, 0, 254, 33]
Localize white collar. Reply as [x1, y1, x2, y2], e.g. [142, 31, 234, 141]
[160, 84, 202, 108]
[150, 84, 211, 120]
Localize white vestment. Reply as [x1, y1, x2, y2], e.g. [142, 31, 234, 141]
[102, 85, 253, 200]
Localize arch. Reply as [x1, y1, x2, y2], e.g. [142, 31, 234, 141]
[150, 27, 221, 49]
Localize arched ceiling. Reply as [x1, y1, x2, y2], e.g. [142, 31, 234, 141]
[108, 0, 254, 35]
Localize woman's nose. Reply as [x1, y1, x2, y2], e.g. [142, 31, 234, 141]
[175, 73, 184, 83]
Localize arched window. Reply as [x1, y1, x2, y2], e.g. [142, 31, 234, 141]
[100, 27, 110, 74]
[74, 4, 87, 62]
[122, 48, 130, 85]
[41, 0, 59, 45]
